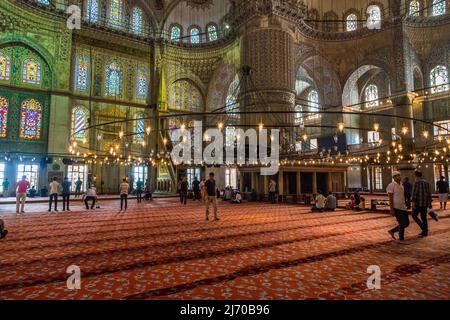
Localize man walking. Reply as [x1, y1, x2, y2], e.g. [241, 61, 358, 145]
[205, 172, 219, 221]
[436, 176, 449, 210]
[193, 177, 200, 201]
[61, 177, 71, 211]
[120, 178, 129, 211]
[16, 175, 30, 214]
[387, 171, 410, 242]
[75, 177, 82, 198]
[179, 176, 188, 205]
[2, 178, 9, 198]
[403, 177, 413, 209]
[48, 177, 60, 212]
[136, 178, 143, 203]
[412, 170, 435, 237]
[269, 179, 277, 204]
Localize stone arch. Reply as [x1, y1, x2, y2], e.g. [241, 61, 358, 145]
[206, 64, 238, 111]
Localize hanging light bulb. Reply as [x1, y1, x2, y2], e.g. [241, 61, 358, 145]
[401, 126, 408, 135]
[259, 123, 264, 131]
[146, 127, 151, 135]
[423, 131, 429, 139]
[337, 123, 344, 132]
[163, 137, 168, 145]
[218, 122, 224, 130]
[119, 131, 124, 139]
[374, 123, 380, 132]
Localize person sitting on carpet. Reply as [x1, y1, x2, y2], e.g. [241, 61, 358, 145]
[231, 192, 242, 204]
[325, 192, 337, 211]
[0, 218, 8, 240]
[311, 190, 326, 212]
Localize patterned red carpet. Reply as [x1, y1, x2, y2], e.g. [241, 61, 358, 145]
[0, 198, 449, 300]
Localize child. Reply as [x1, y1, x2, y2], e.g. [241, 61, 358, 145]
[0, 219, 8, 240]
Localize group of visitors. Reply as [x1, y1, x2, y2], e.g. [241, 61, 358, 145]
[387, 170, 440, 242]
[311, 191, 337, 212]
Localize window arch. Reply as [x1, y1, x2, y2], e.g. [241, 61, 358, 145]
[131, 7, 143, 35]
[189, 26, 201, 44]
[346, 14, 358, 31]
[105, 61, 123, 97]
[307, 90, 320, 120]
[22, 59, 41, 85]
[226, 74, 240, 118]
[367, 5, 381, 28]
[0, 97, 8, 138]
[169, 24, 182, 42]
[409, 1, 420, 16]
[432, 0, 446, 16]
[168, 80, 202, 111]
[109, 0, 123, 28]
[0, 52, 11, 81]
[134, 113, 145, 143]
[20, 99, 42, 140]
[71, 106, 88, 141]
[86, 0, 98, 23]
[430, 65, 449, 94]
[136, 67, 149, 100]
[365, 84, 379, 108]
[206, 23, 218, 41]
[74, 55, 90, 92]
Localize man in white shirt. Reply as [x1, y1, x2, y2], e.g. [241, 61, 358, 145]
[387, 171, 410, 241]
[48, 177, 60, 212]
[84, 185, 97, 210]
[269, 179, 277, 204]
[120, 178, 130, 211]
[312, 191, 326, 212]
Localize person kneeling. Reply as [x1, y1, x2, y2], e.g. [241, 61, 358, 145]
[0, 219, 8, 240]
[84, 185, 97, 210]
[231, 192, 242, 204]
[311, 191, 326, 212]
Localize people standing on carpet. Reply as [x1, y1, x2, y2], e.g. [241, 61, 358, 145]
[403, 177, 413, 210]
[75, 177, 83, 198]
[178, 176, 188, 205]
[192, 177, 200, 201]
[412, 170, 436, 237]
[205, 172, 219, 221]
[387, 171, 410, 242]
[436, 176, 449, 210]
[120, 178, 130, 211]
[0, 218, 8, 240]
[84, 184, 97, 210]
[136, 178, 143, 204]
[269, 179, 277, 204]
[15, 175, 30, 214]
[48, 177, 60, 212]
[2, 178, 9, 198]
[325, 192, 337, 211]
[61, 177, 71, 211]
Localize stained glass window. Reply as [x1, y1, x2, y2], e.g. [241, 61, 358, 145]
[110, 0, 123, 28]
[132, 7, 143, 35]
[105, 61, 123, 97]
[190, 27, 201, 44]
[0, 97, 8, 138]
[20, 99, 42, 140]
[207, 24, 218, 41]
[72, 106, 88, 141]
[0, 53, 11, 81]
[346, 14, 357, 31]
[226, 75, 240, 118]
[37, 0, 49, 4]
[22, 59, 41, 85]
[74, 55, 89, 92]
[86, 0, 98, 22]
[169, 80, 202, 111]
[430, 65, 449, 94]
[170, 25, 182, 42]
[135, 113, 145, 143]
[432, 0, 446, 16]
[136, 67, 148, 100]
[307, 90, 320, 120]
[409, 1, 420, 16]
[367, 5, 381, 28]
[365, 84, 379, 108]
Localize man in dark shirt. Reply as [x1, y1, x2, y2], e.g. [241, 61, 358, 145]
[436, 176, 449, 210]
[61, 177, 71, 211]
[412, 170, 434, 237]
[179, 177, 188, 205]
[75, 177, 83, 198]
[403, 177, 413, 209]
[205, 172, 219, 221]
[192, 177, 200, 201]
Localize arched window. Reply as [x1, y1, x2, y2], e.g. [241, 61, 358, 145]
[20, 99, 42, 140]
[169, 80, 202, 111]
[109, 0, 123, 28]
[430, 65, 449, 94]
[0, 97, 8, 138]
[367, 5, 381, 28]
[37, 0, 49, 4]
[131, 7, 143, 35]
[136, 67, 148, 100]
[74, 55, 90, 92]
[365, 84, 379, 108]
[0, 53, 11, 81]
[207, 24, 218, 41]
[189, 27, 201, 44]
[135, 113, 145, 143]
[432, 0, 446, 16]
[409, 1, 420, 16]
[170, 24, 182, 42]
[86, 0, 98, 23]
[105, 61, 123, 97]
[226, 75, 240, 118]
[307, 90, 320, 120]
[71, 106, 88, 141]
[22, 59, 41, 85]
[346, 14, 358, 31]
